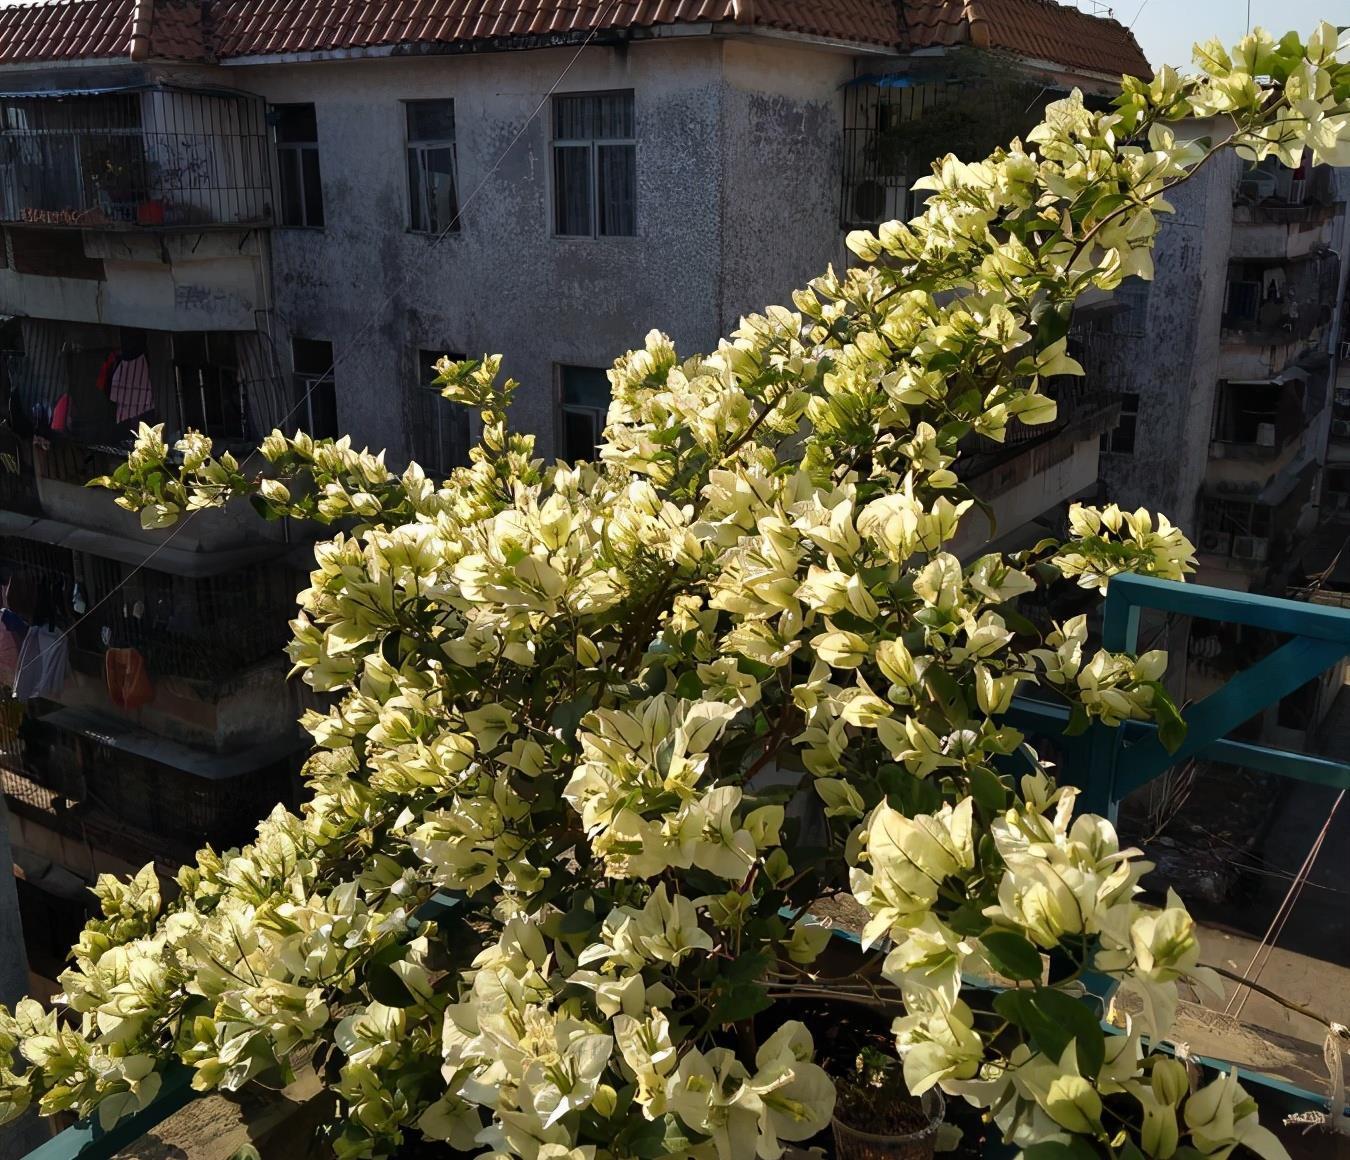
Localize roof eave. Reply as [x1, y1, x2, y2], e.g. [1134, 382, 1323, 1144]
[215, 20, 900, 67]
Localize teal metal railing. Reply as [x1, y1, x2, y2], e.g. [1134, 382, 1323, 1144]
[1008, 572, 1350, 819]
[22, 573, 1350, 1156]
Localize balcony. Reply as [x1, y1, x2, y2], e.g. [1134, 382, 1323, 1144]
[1221, 250, 1341, 351]
[0, 709, 300, 871]
[0, 533, 294, 689]
[0, 87, 271, 231]
[1, 322, 295, 545]
[951, 387, 1120, 555]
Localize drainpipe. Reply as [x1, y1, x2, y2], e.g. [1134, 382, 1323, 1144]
[129, 0, 154, 61]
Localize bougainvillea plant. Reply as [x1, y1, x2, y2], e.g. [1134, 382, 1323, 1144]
[0, 23, 1347, 1160]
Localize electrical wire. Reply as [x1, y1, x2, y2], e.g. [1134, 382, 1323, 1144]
[3, 0, 622, 696]
[1224, 789, 1345, 1021]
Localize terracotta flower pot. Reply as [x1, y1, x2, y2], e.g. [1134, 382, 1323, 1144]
[832, 1088, 945, 1160]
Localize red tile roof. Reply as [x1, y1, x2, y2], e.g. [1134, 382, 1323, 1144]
[0, 0, 205, 64]
[206, 0, 905, 56]
[0, 0, 1150, 77]
[904, 0, 1150, 79]
[0, 0, 131, 63]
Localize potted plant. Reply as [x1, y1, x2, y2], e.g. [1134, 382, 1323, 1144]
[0, 23, 1344, 1160]
[833, 1064, 944, 1160]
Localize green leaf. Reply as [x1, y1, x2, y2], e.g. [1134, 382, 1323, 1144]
[994, 986, 1106, 1077]
[980, 930, 1044, 982]
[968, 765, 1009, 813]
[710, 979, 771, 1026]
[364, 959, 415, 1008]
[1063, 703, 1092, 737]
[1145, 681, 1187, 754]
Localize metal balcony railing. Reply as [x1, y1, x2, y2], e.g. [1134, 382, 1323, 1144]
[12, 574, 1350, 1155]
[0, 88, 272, 229]
[0, 536, 295, 687]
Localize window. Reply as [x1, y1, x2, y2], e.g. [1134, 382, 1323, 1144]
[1104, 391, 1139, 455]
[409, 349, 470, 475]
[559, 365, 610, 461]
[552, 92, 636, 237]
[272, 104, 324, 228]
[406, 100, 459, 234]
[174, 334, 247, 442]
[292, 338, 337, 439]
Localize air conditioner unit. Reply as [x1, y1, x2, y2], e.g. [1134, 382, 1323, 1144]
[1233, 536, 1269, 562]
[1200, 531, 1232, 555]
[849, 178, 908, 226]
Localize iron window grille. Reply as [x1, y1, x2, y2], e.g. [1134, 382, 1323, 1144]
[552, 91, 636, 238]
[0, 87, 271, 229]
[840, 79, 954, 230]
[1104, 391, 1140, 455]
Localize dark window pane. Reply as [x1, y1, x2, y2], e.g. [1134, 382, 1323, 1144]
[278, 149, 304, 225]
[563, 409, 600, 461]
[407, 100, 455, 142]
[597, 144, 635, 236]
[554, 145, 591, 236]
[561, 365, 610, 409]
[596, 92, 634, 138]
[412, 350, 469, 474]
[307, 379, 338, 439]
[273, 103, 318, 144]
[554, 94, 592, 141]
[293, 338, 332, 376]
[410, 145, 458, 233]
[301, 148, 324, 227]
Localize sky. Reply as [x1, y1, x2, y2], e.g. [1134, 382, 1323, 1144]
[1126, 0, 1344, 70]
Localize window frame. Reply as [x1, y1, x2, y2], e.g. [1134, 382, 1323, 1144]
[404, 99, 460, 235]
[173, 333, 248, 444]
[557, 363, 610, 461]
[291, 337, 337, 440]
[271, 103, 325, 230]
[550, 90, 637, 239]
[409, 348, 471, 476]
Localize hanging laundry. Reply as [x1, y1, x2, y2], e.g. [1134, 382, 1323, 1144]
[51, 393, 73, 433]
[109, 355, 153, 424]
[3, 574, 37, 621]
[95, 351, 120, 397]
[13, 626, 68, 701]
[106, 647, 153, 710]
[0, 608, 26, 688]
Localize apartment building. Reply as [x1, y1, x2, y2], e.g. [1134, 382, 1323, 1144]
[0, 0, 1150, 994]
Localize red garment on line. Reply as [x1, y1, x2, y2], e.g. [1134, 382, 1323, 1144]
[105, 648, 153, 710]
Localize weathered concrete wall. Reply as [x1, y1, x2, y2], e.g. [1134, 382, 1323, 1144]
[245, 40, 728, 462]
[241, 36, 862, 463]
[1097, 149, 1239, 531]
[716, 40, 851, 332]
[0, 230, 266, 331]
